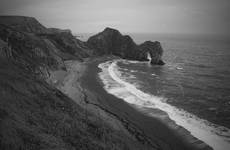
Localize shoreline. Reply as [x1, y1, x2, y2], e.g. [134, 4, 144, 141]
[100, 59, 230, 150]
[48, 57, 213, 150]
[80, 57, 213, 150]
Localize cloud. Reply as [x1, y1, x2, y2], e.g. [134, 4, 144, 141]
[0, 0, 229, 35]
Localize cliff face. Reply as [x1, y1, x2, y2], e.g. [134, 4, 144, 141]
[44, 32, 92, 60]
[87, 27, 165, 65]
[87, 28, 137, 57]
[139, 41, 165, 65]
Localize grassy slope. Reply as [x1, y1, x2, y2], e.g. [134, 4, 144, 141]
[0, 59, 153, 150]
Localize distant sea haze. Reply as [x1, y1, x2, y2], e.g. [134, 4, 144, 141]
[96, 33, 230, 150]
[77, 32, 230, 44]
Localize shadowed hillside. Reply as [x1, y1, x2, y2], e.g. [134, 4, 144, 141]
[0, 16, 157, 150]
[0, 58, 156, 150]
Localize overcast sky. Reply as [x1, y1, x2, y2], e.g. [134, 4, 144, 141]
[0, 0, 230, 35]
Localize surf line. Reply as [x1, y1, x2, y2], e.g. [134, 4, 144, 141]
[98, 59, 230, 150]
[147, 52, 152, 64]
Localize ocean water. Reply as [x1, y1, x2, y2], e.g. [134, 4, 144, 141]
[97, 34, 230, 150]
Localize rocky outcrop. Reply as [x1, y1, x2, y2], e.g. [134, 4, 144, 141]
[87, 27, 165, 65]
[0, 39, 11, 58]
[0, 24, 65, 77]
[44, 31, 92, 60]
[139, 41, 165, 65]
[87, 28, 137, 57]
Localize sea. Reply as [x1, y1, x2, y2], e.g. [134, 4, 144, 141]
[80, 33, 230, 150]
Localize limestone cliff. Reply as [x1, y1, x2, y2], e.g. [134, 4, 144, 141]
[139, 41, 165, 65]
[87, 27, 165, 65]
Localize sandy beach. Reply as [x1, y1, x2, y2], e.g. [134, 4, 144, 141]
[48, 57, 213, 150]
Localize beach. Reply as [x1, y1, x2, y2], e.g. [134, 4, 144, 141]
[49, 56, 213, 150]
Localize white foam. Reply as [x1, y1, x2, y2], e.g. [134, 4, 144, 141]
[98, 60, 230, 150]
[130, 70, 137, 73]
[147, 52, 152, 64]
[176, 67, 183, 70]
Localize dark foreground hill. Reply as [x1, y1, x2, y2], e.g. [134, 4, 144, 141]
[0, 59, 145, 150]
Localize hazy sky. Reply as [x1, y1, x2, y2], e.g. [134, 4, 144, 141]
[0, 0, 230, 35]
